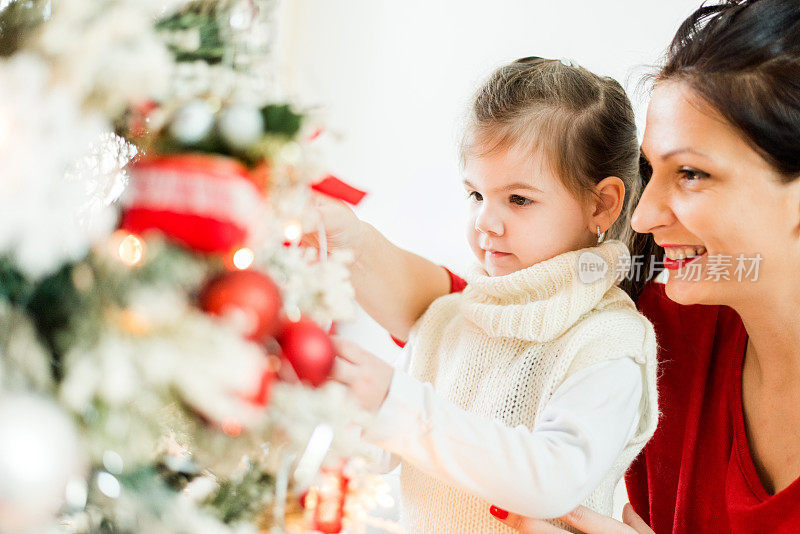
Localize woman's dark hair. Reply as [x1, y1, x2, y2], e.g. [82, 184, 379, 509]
[628, 152, 661, 302]
[660, 0, 800, 180]
[629, 0, 800, 301]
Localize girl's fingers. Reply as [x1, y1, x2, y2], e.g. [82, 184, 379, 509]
[489, 508, 570, 534]
[621, 504, 654, 534]
[331, 356, 358, 385]
[330, 335, 363, 364]
[560, 505, 636, 534]
[276, 359, 300, 383]
[310, 189, 331, 205]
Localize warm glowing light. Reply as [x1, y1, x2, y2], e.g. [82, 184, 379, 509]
[376, 492, 395, 508]
[114, 309, 150, 336]
[116, 233, 144, 266]
[232, 247, 254, 270]
[221, 419, 242, 437]
[283, 220, 302, 242]
[304, 487, 319, 509]
[70, 263, 95, 291]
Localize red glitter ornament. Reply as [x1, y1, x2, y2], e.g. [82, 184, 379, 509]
[200, 270, 283, 341]
[276, 317, 335, 388]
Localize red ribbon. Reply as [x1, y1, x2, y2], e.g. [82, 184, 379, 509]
[310, 175, 367, 206]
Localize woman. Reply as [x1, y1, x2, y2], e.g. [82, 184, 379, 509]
[307, 0, 800, 531]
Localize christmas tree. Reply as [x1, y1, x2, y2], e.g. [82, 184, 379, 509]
[0, 1, 395, 532]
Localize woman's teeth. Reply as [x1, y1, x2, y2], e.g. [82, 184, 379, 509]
[664, 246, 707, 260]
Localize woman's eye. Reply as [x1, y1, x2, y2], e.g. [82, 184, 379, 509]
[467, 191, 483, 202]
[510, 194, 533, 206]
[678, 167, 710, 182]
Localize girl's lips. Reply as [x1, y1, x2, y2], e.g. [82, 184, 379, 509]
[663, 251, 707, 270]
[487, 251, 511, 259]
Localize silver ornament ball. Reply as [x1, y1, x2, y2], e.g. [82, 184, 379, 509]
[218, 104, 264, 150]
[169, 100, 215, 145]
[0, 393, 84, 532]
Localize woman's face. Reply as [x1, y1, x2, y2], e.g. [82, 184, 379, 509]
[463, 142, 596, 277]
[632, 81, 800, 307]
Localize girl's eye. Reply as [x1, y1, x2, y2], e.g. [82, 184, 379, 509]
[510, 194, 533, 206]
[678, 167, 710, 182]
[467, 191, 483, 202]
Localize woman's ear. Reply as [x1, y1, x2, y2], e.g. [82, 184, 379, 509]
[590, 176, 625, 234]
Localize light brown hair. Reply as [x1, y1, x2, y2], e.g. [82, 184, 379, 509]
[460, 56, 646, 298]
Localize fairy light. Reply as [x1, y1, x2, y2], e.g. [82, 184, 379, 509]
[284, 219, 302, 242]
[221, 419, 242, 438]
[376, 491, 395, 508]
[110, 231, 145, 266]
[231, 247, 255, 270]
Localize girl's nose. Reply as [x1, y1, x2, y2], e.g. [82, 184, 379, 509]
[631, 176, 676, 235]
[474, 204, 503, 236]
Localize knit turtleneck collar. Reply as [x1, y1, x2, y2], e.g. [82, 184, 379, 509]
[459, 240, 631, 342]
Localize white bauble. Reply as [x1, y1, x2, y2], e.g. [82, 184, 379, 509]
[218, 104, 264, 150]
[169, 100, 215, 144]
[0, 393, 84, 533]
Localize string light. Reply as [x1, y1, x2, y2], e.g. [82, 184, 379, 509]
[221, 419, 242, 438]
[231, 247, 254, 270]
[110, 230, 145, 266]
[284, 219, 302, 242]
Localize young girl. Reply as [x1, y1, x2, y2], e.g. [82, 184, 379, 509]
[324, 57, 658, 533]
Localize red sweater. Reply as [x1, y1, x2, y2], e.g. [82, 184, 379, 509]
[626, 279, 800, 533]
[392, 267, 800, 532]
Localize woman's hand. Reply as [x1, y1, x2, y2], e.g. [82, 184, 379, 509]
[491, 503, 654, 534]
[329, 336, 394, 413]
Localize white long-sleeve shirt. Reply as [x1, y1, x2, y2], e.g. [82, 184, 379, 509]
[363, 356, 642, 518]
[359, 241, 659, 533]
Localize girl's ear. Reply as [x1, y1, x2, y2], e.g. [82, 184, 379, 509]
[590, 176, 625, 234]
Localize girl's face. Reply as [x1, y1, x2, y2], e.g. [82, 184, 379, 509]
[632, 81, 800, 307]
[463, 143, 596, 277]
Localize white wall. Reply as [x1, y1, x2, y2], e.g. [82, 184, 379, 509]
[275, 1, 700, 528]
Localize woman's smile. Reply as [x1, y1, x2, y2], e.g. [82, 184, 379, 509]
[661, 244, 707, 270]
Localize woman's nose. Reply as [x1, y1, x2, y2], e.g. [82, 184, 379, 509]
[631, 176, 675, 235]
[474, 204, 504, 236]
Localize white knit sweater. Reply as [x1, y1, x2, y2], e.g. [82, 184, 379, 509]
[363, 240, 659, 533]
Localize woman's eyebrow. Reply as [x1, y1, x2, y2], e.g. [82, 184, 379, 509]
[462, 180, 543, 193]
[646, 147, 711, 161]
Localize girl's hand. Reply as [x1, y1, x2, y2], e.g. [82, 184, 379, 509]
[491, 504, 654, 534]
[329, 336, 394, 413]
[301, 192, 368, 254]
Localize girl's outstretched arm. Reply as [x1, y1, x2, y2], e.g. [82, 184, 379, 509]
[304, 193, 451, 341]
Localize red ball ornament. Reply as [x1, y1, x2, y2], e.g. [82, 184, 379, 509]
[276, 317, 335, 388]
[200, 270, 283, 341]
[121, 154, 263, 253]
